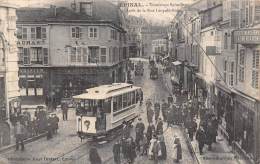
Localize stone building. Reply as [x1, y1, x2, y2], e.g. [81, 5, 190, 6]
[16, 0, 129, 107]
[0, 2, 20, 147]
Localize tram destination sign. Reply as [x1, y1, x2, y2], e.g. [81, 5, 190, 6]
[234, 29, 260, 44]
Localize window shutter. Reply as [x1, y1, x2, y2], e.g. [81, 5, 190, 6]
[43, 48, 48, 65]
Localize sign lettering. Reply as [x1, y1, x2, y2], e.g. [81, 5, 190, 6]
[234, 29, 260, 44]
[17, 40, 46, 46]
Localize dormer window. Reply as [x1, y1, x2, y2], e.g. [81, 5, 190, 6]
[80, 2, 93, 16]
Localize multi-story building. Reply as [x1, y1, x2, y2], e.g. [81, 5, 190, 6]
[172, 0, 260, 163]
[16, 0, 128, 107]
[127, 15, 147, 57]
[0, 3, 20, 147]
[152, 38, 167, 57]
[141, 25, 167, 57]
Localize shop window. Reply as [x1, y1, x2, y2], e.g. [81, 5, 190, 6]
[72, 27, 82, 39]
[252, 50, 259, 89]
[100, 48, 106, 63]
[89, 27, 98, 39]
[23, 48, 30, 65]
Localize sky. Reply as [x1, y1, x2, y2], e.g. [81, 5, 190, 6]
[0, 0, 197, 24]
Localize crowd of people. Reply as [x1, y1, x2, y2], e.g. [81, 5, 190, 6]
[12, 106, 60, 151]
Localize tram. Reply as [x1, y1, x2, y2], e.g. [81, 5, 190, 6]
[73, 83, 142, 139]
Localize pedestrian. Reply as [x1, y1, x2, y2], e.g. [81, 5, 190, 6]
[89, 147, 102, 164]
[158, 132, 167, 160]
[61, 102, 68, 121]
[147, 123, 155, 142]
[14, 121, 26, 151]
[154, 101, 160, 122]
[146, 99, 152, 109]
[188, 119, 197, 141]
[173, 137, 182, 163]
[128, 137, 136, 164]
[113, 140, 121, 164]
[161, 99, 169, 122]
[148, 135, 157, 159]
[140, 133, 148, 156]
[147, 108, 154, 124]
[135, 118, 145, 152]
[153, 139, 161, 164]
[206, 121, 214, 151]
[156, 118, 163, 135]
[122, 121, 130, 138]
[46, 116, 53, 140]
[53, 114, 59, 134]
[211, 115, 218, 143]
[121, 137, 128, 161]
[196, 126, 206, 155]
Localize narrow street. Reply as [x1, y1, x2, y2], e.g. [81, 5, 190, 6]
[1, 60, 195, 164]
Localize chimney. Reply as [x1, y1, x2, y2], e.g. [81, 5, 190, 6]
[50, 5, 57, 17]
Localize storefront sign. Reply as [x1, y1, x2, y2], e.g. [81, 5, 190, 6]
[234, 29, 260, 44]
[17, 40, 46, 46]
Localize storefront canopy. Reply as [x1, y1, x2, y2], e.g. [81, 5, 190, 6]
[172, 61, 182, 66]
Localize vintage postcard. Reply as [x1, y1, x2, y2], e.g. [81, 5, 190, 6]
[0, 0, 259, 163]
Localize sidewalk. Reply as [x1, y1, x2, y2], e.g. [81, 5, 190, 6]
[160, 66, 248, 164]
[0, 104, 66, 154]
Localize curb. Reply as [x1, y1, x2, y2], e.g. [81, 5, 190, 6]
[0, 132, 47, 154]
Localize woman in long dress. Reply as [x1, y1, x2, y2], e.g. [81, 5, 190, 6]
[173, 137, 182, 163]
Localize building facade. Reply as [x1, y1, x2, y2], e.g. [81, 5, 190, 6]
[17, 1, 129, 107]
[0, 3, 20, 147]
[171, 0, 260, 163]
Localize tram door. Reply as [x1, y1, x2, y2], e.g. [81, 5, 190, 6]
[96, 100, 106, 132]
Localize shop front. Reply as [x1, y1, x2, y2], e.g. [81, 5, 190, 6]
[233, 93, 259, 163]
[215, 82, 235, 145]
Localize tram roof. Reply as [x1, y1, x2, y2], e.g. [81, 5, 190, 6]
[73, 83, 141, 100]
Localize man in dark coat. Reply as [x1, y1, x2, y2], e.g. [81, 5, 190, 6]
[147, 123, 155, 142]
[147, 108, 154, 124]
[113, 140, 121, 164]
[156, 118, 163, 135]
[14, 121, 26, 151]
[61, 102, 68, 121]
[161, 99, 169, 122]
[196, 126, 206, 155]
[135, 118, 145, 151]
[154, 102, 161, 122]
[188, 119, 197, 141]
[211, 116, 218, 143]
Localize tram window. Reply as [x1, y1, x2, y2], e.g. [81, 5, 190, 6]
[117, 95, 122, 110]
[104, 98, 111, 113]
[131, 91, 136, 104]
[113, 97, 118, 112]
[127, 93, 131, 106]
[123, 94, 127, 108]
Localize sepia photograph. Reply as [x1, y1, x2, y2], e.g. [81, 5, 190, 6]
[0, 0, 259, 163]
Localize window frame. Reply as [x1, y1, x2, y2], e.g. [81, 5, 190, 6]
[89, 26, 98, 39]
[100, 47, 107, 63]
[71, 27, 82, 39]
[252, 50, 259, 89]
[239, 49, 245, 82]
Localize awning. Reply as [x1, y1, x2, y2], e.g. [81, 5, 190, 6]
[172, 61, 182, 66]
